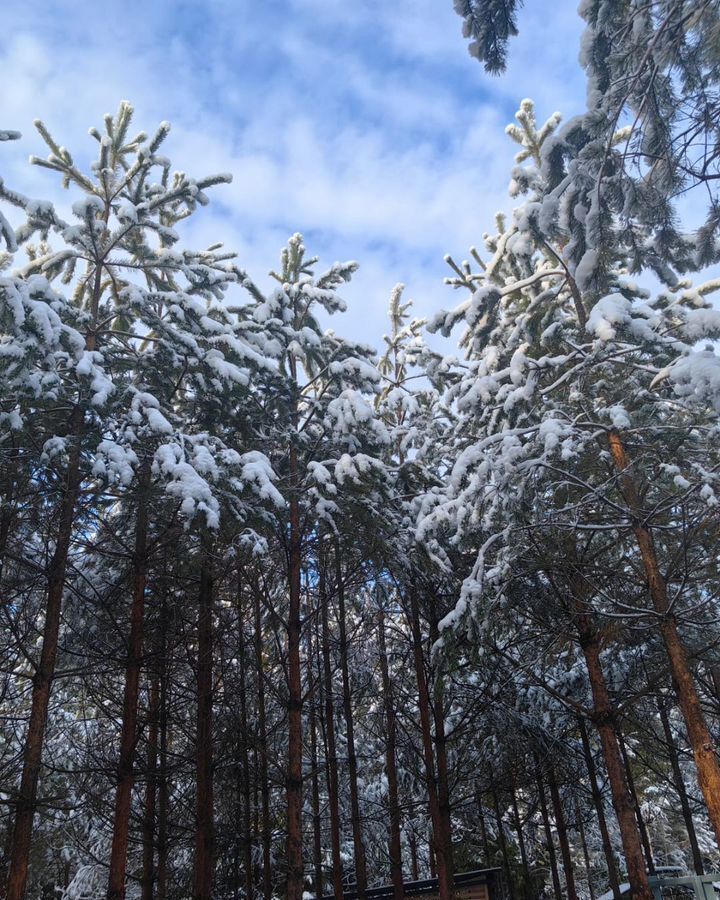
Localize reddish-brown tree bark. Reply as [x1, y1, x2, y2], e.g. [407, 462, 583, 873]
[6, 220, 107, 900]
[579, 627, 653, 900]
[253, 585, 272, 900]
[578, 718, 621, 900]
[378, 607, 404, 899]
[285, 436, 304, 900]
[407, 587, 452, 900]
[107, 463, 151, 900]
[608, 430, 720, 842]
[142, 671, 160, 900]
[535, 770, 562, 900]
[547, 769, 578, 900]
[617, 729, 655, 875]
[157, 595, 169, 900]
[428, 615, 455, 894]
[575, 797, 596, 900]
[320, 566, 344, 899]
[193, 548, 214, 900]
[308, 637, 324, 898]
[408, 830, 419, 882]
[237, 597, 253, 900]
[5, 404, 84, 900]
[657, 695, 704, 875]
[334, 547, 368, 899]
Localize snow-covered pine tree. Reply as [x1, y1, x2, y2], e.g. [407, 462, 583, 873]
[422, 98, 720, 899]
[235, 234, 390, 899]
[375, 286, 465, 900]
[0, 101, 282, 900]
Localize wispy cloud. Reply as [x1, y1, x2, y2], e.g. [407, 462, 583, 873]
[0, 0, 586, 347]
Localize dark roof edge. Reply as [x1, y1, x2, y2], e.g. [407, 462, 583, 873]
[317, 867, 503, 900]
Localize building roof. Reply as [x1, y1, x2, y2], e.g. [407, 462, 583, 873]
[317, 868, 502, 900]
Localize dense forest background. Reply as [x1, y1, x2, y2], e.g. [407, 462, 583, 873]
[2, 2, 720, 900]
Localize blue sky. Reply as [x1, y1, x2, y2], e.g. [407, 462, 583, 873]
[0, 0, 587, 350]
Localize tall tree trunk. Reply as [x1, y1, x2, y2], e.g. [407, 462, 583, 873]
[575, 797, 595, 900]
[252, 745, 259, 892]
[157, 595, 169, 900]
[286, 436, 304, 900]
[608, 430, 720, 841]
[428, 839, 437, 879]
[547, 769, 578, 900]
[577, 620, 652, 899]
[0, 819, 14, 899]
[510, 780, 531, 899]
[378, 607, 404, 900]
[320, 567, 344, 899]
[108, 462, 151, 900]
[6, 404, 84, 900]
[334, 547, 368, 899]
[476, 793, 490, 864]
[142, 671, 160, 900]
[617, 729, 655, 875]
[536, 770, 562, 900]
[578, 718, 621, 900]
[6, 218, 108, 900]
[0, 444, 20, 585]
[237, 595, 254, 900]
[193, 546, 214, 900]
[407, 587, 451, 900]
[490, 779, 511, 894]
[253, 587, 272, 900]
[428, 616, 455, 893]
[657, 695, 704, 875]
[309, 648, 323, 899]
[409, 830, 419, 882]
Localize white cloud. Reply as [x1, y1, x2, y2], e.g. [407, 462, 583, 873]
[0, 0, 590, 348]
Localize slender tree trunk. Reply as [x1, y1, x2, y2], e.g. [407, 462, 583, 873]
[657, 695, 704, 874]
[309, 650, 323, 899]
[0, 820, 14, 898]
[6, 404, 84, 900]
[617, 729, 654, 874]
[286, 436, 304, 900]
[409, 831, 419, 882]
[407, 587, 451, 900]
[253, 587, 272, 900]
[577, 621, 652, 900]
[490, 779, 511, 894]
[536, 770, 562, 900]
[428, 839, 437, 879]
[157, 595, 169, 900]
[428, 616, 454, 893]
[142, 671, 160, 900]
[378, 607, 404, 899]
[547, 769, 578, 900]
[476, 793, 490, 864]
[510, 780, 531, 899]
[237, 597, 254, 900]
[193, 547, 214, 900]
[608, 430, 720, 842]
[575, 797, 595, 900]
[108, 463, 152, 900]
[320, 567, 344, 899]
[334, 547, 368, 899]
[252, 746, 260, 893]
[578, 718, 621, 900]
[0, 445, 20, 585]
[6, 222, 108, 900]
